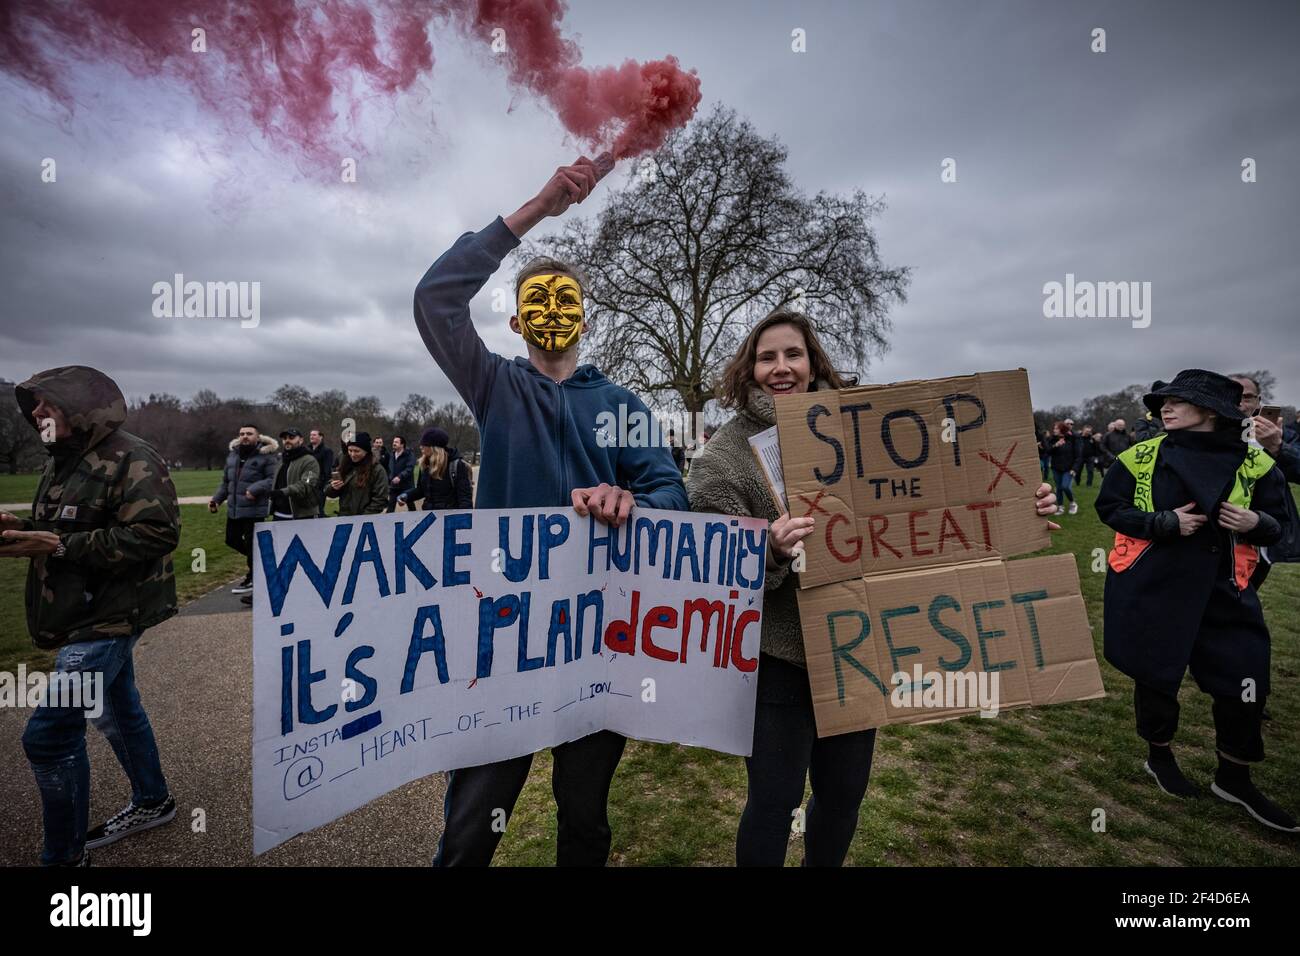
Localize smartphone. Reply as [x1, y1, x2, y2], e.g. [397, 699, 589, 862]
[1260, 404, 1282, 424]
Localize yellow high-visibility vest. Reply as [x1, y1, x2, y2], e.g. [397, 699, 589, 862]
[1108, 433, 1275, 589]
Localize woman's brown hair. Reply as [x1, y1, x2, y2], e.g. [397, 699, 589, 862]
[715, 309, 849, 409]
[340, 447, 373, 488]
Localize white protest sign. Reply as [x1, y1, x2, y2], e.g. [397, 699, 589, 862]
[252, 507, 767, 854]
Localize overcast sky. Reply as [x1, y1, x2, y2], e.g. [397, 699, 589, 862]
[2, 0, 1297, 420]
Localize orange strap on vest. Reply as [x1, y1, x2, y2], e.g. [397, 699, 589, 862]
[1106, 436, 1274, 589]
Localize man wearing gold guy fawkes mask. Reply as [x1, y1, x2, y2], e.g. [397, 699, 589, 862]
[414, 156, 687, 867]
[515, 271, 584, 352]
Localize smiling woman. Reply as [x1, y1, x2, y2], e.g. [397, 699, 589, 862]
[687, 308, 876, 867]
[715, 310, 849, 409]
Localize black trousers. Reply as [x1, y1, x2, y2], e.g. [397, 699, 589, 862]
[224, 516, 260, 574]
[433, 730, 627, 866]
[1134, 682, 1265, 762]
[738, 654, 877, 867]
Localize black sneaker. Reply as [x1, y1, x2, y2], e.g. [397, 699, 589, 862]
[1144, 747, 1199, 798]
[231, 573, 253, 594]
[240, 593, 253, 606]
[1211, 778, 1299, 833]
[85, 794, 177, 850]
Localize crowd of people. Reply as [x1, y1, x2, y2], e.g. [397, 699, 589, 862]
[1038, 418, 1137, 513]
[3, 156, 1298, 868]
[207, 425, 475, 606]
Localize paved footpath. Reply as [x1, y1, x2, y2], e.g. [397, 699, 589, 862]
[0, 581, 447, 867]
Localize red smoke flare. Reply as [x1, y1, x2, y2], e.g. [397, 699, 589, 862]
[0, 0, 701, 166]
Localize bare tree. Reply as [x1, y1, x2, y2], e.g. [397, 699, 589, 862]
[1229, 370, 1276, 403]
[126, 393, 186, 465]
[269, 385, 313, 418]
[396, 393, 437, 434]
[433, 400, 479, 454]
[0, 381, 43, 475]
[526, 105, 910, 414]
[1078, 384, 1147, 431]
[184, 389, 244, 470]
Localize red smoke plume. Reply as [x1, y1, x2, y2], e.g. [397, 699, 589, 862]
[0, 0, 700, 165]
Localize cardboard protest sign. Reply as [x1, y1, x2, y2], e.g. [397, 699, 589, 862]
[798, 554, 1104, 734]
[774, 370, 1104, 736]
[774, 370, 1049, 588]
[251, 507, 767, 853]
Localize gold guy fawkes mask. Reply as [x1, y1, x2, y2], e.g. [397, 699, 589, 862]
[516, 272, 584, 352]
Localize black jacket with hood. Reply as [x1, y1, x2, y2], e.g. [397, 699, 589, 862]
[13, 367, 180, 649]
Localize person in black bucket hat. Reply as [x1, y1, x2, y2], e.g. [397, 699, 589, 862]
[1095, 369, 1296, 832]
[1142, 369, 1249, 426]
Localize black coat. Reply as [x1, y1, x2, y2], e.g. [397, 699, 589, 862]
[309, 442, 335, 493]
[404, 450, 473, 510]
[1133, 415, 1163, 442]
[1096, 429, 1287, 697]
[1100, 429, 1131, 465]
[1047, 432, 1083, 473]
[388, 448, 415, 494]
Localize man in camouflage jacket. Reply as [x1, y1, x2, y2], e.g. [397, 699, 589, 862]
[1, 366, 179, 865]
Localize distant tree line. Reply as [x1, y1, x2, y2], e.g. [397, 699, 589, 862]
[1033, 370, 1291, 435]
[0, 379, 478, 473]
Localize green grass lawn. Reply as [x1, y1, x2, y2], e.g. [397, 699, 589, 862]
[0, 468, 224, 504]
[496, 477, 1300, 866]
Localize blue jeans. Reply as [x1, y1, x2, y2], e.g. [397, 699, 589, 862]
[21, 634, 168, 865]
[1053, 468, 1075, 504]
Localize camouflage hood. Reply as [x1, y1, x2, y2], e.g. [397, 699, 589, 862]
[15, 365, 127, 452]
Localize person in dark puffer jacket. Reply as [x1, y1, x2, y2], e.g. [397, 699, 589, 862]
[209, 425, 277, 592]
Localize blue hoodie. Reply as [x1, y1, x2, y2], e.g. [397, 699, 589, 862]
[414, 217, 689, 512]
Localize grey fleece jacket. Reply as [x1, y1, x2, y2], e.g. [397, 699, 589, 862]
[687, 384, 811, 668]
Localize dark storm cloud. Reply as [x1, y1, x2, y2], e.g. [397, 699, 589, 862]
[1, 0, 1296, 415]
